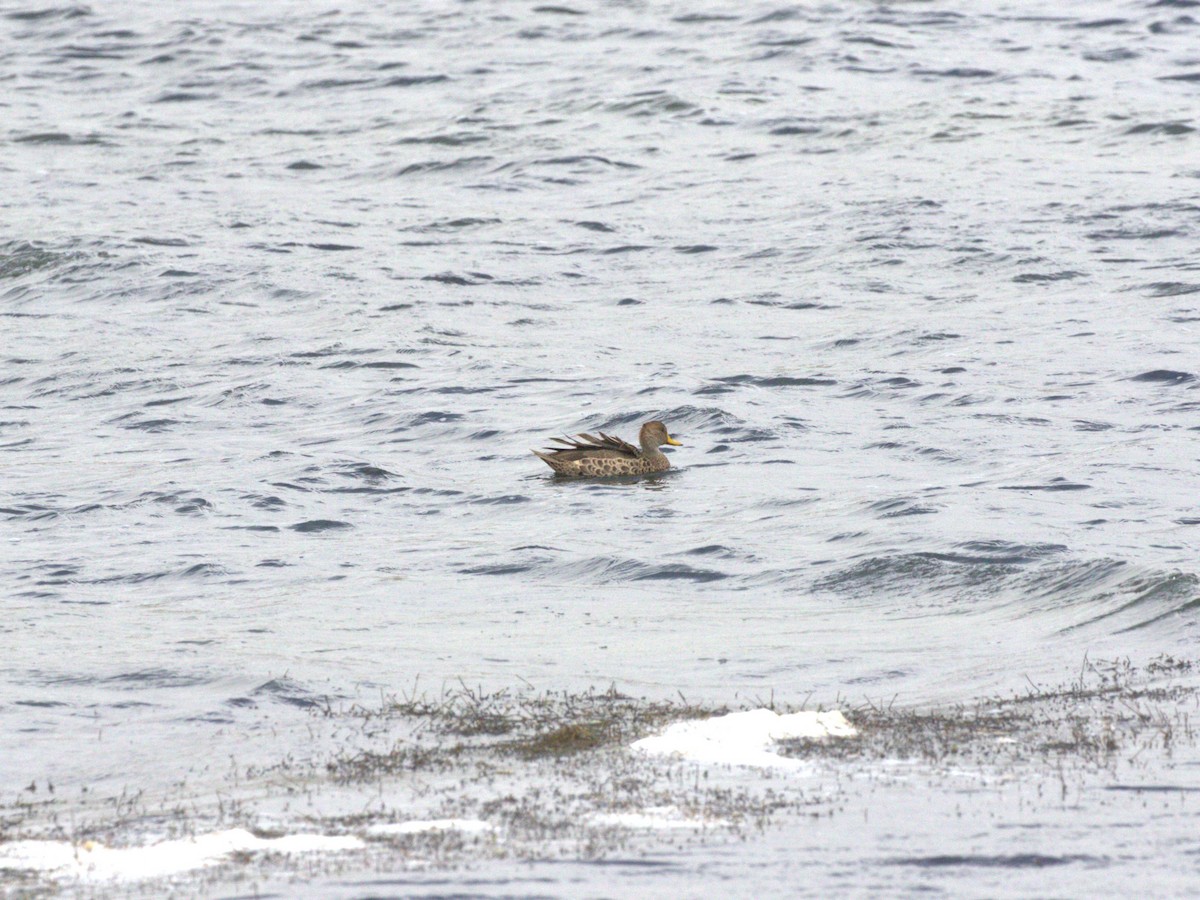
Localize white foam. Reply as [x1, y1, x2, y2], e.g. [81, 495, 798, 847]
[631, 708, 856, 770]
[0, 828, 363, 882]
[367, 819, 493, 836]
[591, 806, 729, 830]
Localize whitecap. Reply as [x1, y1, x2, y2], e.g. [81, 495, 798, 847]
[0, 828, 363, 882]
[632, 708, 856, 770]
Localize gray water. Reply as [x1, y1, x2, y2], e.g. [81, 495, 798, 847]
[3, 0, 1200, 893]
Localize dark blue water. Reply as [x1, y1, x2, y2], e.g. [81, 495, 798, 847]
[3, 0, 1200, 893]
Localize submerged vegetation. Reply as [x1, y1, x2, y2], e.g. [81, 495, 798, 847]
[3, 657, 1199, 894]
[783, 655, 1196, 769]
[325, 682, 724, 769]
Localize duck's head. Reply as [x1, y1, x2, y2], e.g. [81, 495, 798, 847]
[640, 420, 682, 450]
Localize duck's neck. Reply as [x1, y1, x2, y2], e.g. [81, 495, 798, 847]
[639, 437, 665, 461]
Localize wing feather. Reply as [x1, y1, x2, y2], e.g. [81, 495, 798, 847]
[540, 430, 640, 458]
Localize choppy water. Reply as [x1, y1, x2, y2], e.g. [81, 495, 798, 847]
[3, 0, 1200, 892]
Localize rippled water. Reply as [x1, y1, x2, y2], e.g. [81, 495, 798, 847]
[3, 0, 1200, 890]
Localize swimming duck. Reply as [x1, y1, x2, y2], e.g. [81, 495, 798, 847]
[532, 421, 682, 476]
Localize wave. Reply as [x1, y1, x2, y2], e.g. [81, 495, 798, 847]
[815, 548, 1200, 636]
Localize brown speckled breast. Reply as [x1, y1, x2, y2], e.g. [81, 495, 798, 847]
[554, 455, 669, 477]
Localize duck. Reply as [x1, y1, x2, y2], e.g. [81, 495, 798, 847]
[532, 420, 682, 477]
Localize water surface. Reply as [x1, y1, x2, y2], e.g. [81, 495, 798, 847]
[2, 0, 1199, 892]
